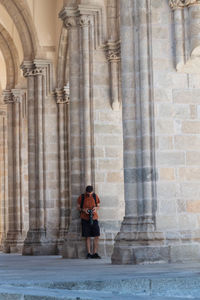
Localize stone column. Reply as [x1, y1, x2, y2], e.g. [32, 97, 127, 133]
[55, 86, 70, 249]
[59, 8, 83, 258]
[79, 14, 94, 186]
[111, 0, 165, 265]
[105, 0, 121, 111]
[169, 0, 200, 72]
[105, 41, 121, 111]
[60, 5, 97, 258]
[169, 1, 186, 70]
[21, 60, 56, 255]
[2, 89, 26, 252]
[0, 105, 7, 249]
[187, 1, 200, 55]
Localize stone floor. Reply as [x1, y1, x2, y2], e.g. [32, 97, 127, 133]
[1, 253, 200, 299]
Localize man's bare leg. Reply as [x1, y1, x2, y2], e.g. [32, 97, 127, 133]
[93, 236, 99, 254]
[86, 237, 91, 254]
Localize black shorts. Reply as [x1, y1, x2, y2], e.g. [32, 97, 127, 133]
[81, 219, 100, 237]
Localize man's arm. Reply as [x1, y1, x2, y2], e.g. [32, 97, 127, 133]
[77, 203, 89, 214]
[92, 194, 100, 212]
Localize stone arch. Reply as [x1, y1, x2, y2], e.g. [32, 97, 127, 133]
[0, 24, 20, 90]
[0, 0, 40, 60]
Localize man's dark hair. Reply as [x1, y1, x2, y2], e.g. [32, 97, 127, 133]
[86, 185, 93, 193]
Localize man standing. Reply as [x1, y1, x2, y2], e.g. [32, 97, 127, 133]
[77, 185, 101, 259]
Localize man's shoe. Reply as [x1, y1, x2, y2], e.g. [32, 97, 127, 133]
[93, 253, 101, 259]
[86, 253, 93, 259]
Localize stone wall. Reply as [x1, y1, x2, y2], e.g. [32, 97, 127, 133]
[1, 0, 200, 263]
[154, 0, 200, 262]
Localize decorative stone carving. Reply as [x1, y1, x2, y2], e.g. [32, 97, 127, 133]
[2, 90, 12, 104]
[105, 40, 121, 62]
[169, 0, 197, 9]
[59, 5, 105, 49]
[55, 86, 70, 104]
[64, 16, 77, 28]
[11, 90, 25, 103]
[78, 15, 91, 27]
[3, 90, 25, 104]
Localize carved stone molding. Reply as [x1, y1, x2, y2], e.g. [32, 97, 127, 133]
[105, 40, 121, 62]
[169, 0, 200, 9]
[78, 15, 91, 27]
[2, 90, 12, 104]
[11, 89, 26, 103]
[59, 5, 105, 49]
[55, 86, 70, 104]
[21, 60, 53, 96]
[64, 16, 77, 28]
[2, 89, 26, 104]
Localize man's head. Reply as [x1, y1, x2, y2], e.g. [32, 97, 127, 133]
[86, 185, 93, 194]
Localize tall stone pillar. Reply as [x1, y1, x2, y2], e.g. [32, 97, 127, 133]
[21, 60, 56, 255]
[55, 86, 70, 250]
[111, 0, 165, 264]
[2, 89, 27, 252]
[60, 4, 100, 258]
[79, 14, 94, 186]
[0, 104, 7, 249]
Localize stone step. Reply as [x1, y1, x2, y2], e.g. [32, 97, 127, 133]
[1, 276, 200, 299]
[0, 285, 198, 300]
[35, 276, 200, 298]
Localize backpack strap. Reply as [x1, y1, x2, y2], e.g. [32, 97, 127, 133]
[80, 194, 85, 209]
[92, 193, 97, 207]
[80, 193, 97, 208]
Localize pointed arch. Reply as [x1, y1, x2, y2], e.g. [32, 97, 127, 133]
[0, 24, 20, 89]
[0, 0, 40, 60]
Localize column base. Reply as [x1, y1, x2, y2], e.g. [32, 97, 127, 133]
[111, 230, 167, 264]
[112, 227, 200, 264]
[62, 232, 86, 258]
[22, 229, 58, 255]
[56, 229, 68, 254]
[62, 220, 121, 258]
[2, 231, 25, 253]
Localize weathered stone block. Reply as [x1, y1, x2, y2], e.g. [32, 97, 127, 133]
[187, 200, 200, 213]
[175, 136, 200, 150]
[159, 168, 175, 181]
[181, 121, 200, 134]
[173, 90, 200, 104]
[179, 167, 200, 181]
[157, 152, 185, 166]
[169, 244, 200, 263]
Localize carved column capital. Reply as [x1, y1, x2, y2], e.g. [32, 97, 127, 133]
[59, 5, 105, 48]
[105, 41, 121, 62]
[21, 61, 35, 77]
[11, 89, 26, 103]
[169, 0, 200, 9]
[65, 16, 78, 28]
[78, 15, 91, 27]
[59, 7, 78, 28]
[2, 89, 25, 104]
[55, 86, 70, 104]
[2, 90, 12, 104]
